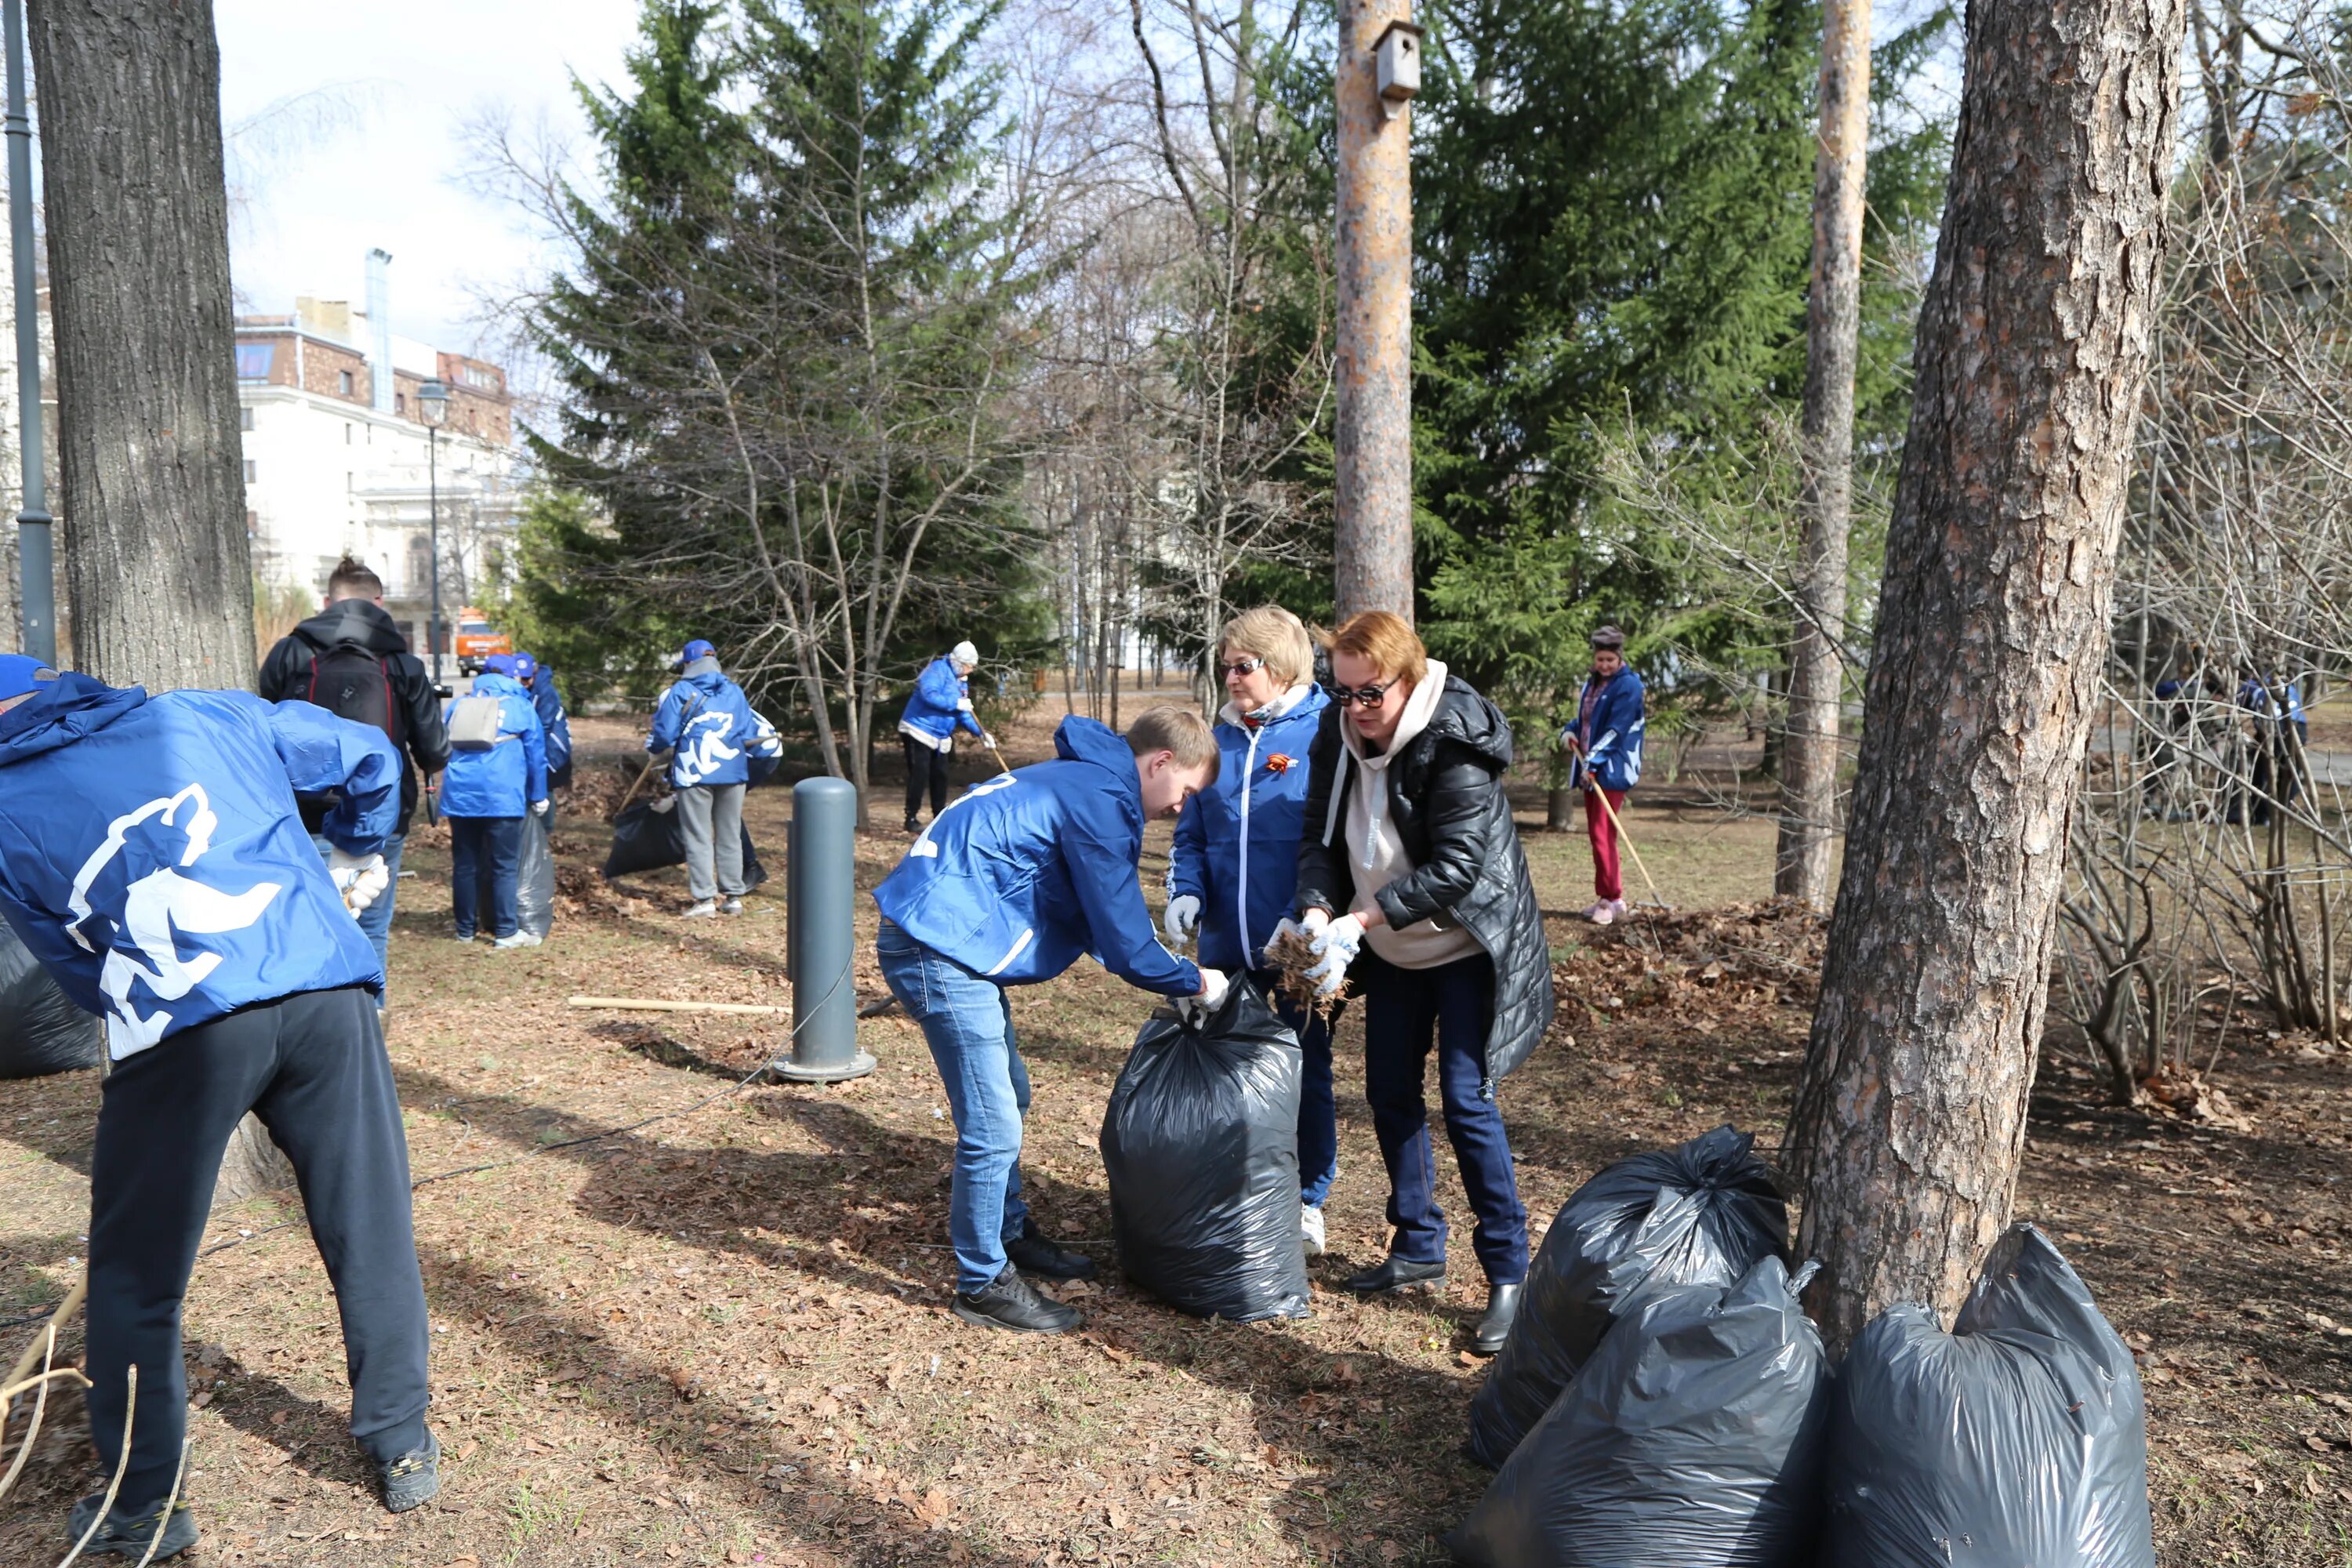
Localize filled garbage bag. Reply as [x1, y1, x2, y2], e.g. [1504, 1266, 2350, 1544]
[602, 797, 768, 885]
[1100, 980, 1312, 1322]
[477, 811, 558, 941]
[1453, 1255, 1831, 1568]
[1820, 1223, 2154, 1568]
[1468, 1124, 1788, 1467]
[0, 920, 100, 1079]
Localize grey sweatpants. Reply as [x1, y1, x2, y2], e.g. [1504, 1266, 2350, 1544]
[677, 782, 748, 900]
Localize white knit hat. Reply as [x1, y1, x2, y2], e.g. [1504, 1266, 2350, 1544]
[950, 641, 979, 668]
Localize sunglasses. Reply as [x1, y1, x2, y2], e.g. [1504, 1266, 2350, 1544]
[1217, 656, 1268, 681]
[1330, 679, 1396, 710]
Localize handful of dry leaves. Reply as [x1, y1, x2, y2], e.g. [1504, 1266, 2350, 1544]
[1267, 925, 1347, 1020]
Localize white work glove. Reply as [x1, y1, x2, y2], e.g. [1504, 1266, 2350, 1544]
[1300, 907, 1331, 937]
[1163, 894, 1202, 949]
[532, 799, 550, 818]
[327, 848, 390, 917]
[1174, 966, 1229, 1024]
[1263, 915, 1305, 964]
[1304, 913, 1366, 997]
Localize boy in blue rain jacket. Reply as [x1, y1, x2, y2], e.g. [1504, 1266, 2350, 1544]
[0, 655, 439, 1558]
[647, 639, 762, 916]
[1166, 607, 1340, 1256]
[1559, 627, 1646, 924]
[873, 709, 1221, 1335]
[441, 654, 548, 946]
[896, 638, 993, 832]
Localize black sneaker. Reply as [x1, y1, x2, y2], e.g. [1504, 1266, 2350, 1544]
[66, 1494, 198, 1559]
[1342, 1254, 1447, 1294]
[953, 1265, 1080, 1334]
[1004, 1226, 1098, 1281]
[377, 1430, 441, 1513]
[904, 815, 923, 834]
[1471, 1281, 1523, 1356]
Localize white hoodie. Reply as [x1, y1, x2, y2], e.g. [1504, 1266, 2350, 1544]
[1331, 662, 1480, 970]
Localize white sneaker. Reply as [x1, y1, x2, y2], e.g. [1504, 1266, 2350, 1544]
[1589, 902, 1619, 927]
[1608, 898, 1631, 920]
[491, 931, 543, 949]
[720, 897, 744, 916]
[683, 899, 719, 919]
[1301, 1203, 1327, 1258]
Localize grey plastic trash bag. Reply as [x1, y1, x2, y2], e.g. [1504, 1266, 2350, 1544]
[1467, 1124, 1788, 1467]
[1821, 1223, 2154, 1568]
[1452, 1255, 1831, 1568]
[1100, 980, 1312, 1322]
[489, 811, 557, 941]
[0, 920, 100, 1079]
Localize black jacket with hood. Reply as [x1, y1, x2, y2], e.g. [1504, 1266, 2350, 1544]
[259, 599, 451, 836]
[1294, 673, 1555, 1083]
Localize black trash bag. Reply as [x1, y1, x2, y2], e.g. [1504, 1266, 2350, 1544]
[0, 920, 101, 1080]
[1467, 1124, 1788, 1467]
[478, 811, 558, 940]
[1820, 1223, 2154, 1568]
[1100, 980, 1312, 1323]
[601, 798, 768, 886]
[1452, 1255, 1831, 1568]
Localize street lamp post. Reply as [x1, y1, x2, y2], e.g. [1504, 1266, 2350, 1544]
[417, 377, 449, 679]
[4, 0, 52, 662]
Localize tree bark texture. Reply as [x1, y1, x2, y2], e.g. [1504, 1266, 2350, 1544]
[1774, 0, 1871, 909]
[1332, 0, 1415, 623]
[30, 0, 255, 690]
[1790, 0, 2184, 1352]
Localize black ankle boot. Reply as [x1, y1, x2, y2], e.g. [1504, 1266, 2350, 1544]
[953, 1265, 1080, 1334]
[1471, 1281, 1523, 1356]
[1342, 1254, 1447, 1294]
[1005, 1226, 1098, 1281]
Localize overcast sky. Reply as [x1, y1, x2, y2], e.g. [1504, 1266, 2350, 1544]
[215, 1, 645, 364]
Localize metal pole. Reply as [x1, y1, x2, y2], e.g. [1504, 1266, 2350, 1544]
[1332, 0, 1416, 624]
[775, 776, 874, 1083]
[4, 0, 52, 663]
[426, 429, 441, 681]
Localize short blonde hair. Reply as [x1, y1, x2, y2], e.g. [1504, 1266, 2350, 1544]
[1125, 705, 1221, 783]
[1328, 610, 1428, 686]
[1218, 606, 1316, 688]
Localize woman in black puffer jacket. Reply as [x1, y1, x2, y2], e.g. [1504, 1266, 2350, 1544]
[1292, 611, 1555, 1355]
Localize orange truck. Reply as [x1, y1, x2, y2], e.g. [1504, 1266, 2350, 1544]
[452, 608, 512, 676]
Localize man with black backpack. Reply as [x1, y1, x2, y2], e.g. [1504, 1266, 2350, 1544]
[259, 557, 451, 1000]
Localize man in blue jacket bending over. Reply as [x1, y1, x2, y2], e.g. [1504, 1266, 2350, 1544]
[873, 706, 1224, 1334]
[0, 656, 437, 1559]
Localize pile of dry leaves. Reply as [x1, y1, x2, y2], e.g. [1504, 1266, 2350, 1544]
[1559, 899, 1828, 1028]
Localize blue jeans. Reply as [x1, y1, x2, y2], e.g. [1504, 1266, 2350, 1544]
[1358, 950, 1529, 1283]
[448, 815, 524, 939]
[313, 833, 405, 1000]
[1253, 967, 1338, 1207]
[876, 922, 1032, 1294]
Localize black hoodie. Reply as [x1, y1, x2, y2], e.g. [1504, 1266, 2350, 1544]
[259, 598, 451, 835]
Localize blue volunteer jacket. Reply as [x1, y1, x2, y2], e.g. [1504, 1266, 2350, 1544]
[1169, 683, 1329, 972]
[1567, 667, 1646, 793]
[529, 669, 573, 777]
[873, 716, 1200, 996]
[648, 659, 762, 787]
[0, 676, 396, 1058]
[441, 672, 548, 817]
[897, 656, 985, 749]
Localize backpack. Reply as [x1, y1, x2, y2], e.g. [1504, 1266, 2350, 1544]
[307, 641, 401, 746]
[447, 694, 508, 752]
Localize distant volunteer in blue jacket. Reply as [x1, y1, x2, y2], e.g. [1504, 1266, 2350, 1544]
[897, 639, 993, 833]
[648, 639, 764, 917]
[513, 651, 574, 792]
[873, 708, 1221, 1335]
[1166, 607, 1340, 1256]
[1560, 626, 1646, 926]
[442, 654, 549, 948]
[0, 656, 441, 1557]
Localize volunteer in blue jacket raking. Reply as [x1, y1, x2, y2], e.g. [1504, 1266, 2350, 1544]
[873, 708, 1224, 1335]
[512, 650, 574, 791]
[1560, 626, 1646, 925]
[0, 655, 441, 1557]
[648, 639, 764, 916]
[1166, 606, 1341, 1257]
[897, 639, 993, 833]
[441, 654, 549, 946]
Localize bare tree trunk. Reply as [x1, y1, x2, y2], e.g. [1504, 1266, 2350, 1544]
[31, 0, 254, 689]
[1790, 0, 2185, 1352]
[34, 0, 288, 1201]
[1775, 0, 1871, 908]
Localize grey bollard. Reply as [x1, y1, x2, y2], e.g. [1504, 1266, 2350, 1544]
[774, 775, 874, 1083]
